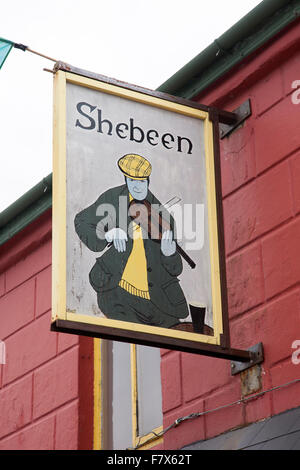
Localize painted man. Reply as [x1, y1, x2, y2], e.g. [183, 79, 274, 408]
[74, 153, 189, 328]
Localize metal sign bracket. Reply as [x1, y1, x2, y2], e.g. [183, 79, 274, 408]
[218, 99, 252, 139]
[231, 342, 264, 375]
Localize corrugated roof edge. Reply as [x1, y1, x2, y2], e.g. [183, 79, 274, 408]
[1, 0, 299, 246]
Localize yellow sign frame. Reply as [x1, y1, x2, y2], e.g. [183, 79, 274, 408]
[51, 64, 232, 356]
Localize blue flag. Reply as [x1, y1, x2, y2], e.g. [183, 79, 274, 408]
[0, 38, 13, 69]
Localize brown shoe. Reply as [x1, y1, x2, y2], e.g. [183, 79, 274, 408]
[170, 322, 194, 332]
[171, 322, 214, 336]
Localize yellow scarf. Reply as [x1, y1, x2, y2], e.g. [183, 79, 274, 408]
[119, 195, 150, 300]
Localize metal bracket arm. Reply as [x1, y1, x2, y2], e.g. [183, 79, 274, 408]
[218, 99, 252, 139]
[231, 342, 264, 375]
[51, 319, 264, 369]
[216, 109, 239, 126]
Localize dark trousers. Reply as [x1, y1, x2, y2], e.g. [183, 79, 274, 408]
[97, 286, 179, 328]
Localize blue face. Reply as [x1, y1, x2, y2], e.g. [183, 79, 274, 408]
[126, 177, 148, 201]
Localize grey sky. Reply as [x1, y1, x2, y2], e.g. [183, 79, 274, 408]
[0, 0, 262, 211]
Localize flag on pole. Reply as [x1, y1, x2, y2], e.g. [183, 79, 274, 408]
[0, 37, 57, 68]
[0, 38, 13, 69]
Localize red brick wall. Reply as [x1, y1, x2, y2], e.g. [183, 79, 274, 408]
[161, 19, 300, 449]
[0, 211, 93, 450]
[1, 19, 300, 452]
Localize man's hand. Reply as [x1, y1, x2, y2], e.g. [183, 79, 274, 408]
[161, 230, 176, 256]
[105, 228, 128, 252]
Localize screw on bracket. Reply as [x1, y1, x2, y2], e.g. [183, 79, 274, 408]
[230, 342, 264, 376]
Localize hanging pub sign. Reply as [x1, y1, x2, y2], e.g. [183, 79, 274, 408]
[51, 63, 234, 358]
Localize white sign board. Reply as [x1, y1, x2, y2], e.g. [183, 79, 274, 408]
[51, 67, 229, 354]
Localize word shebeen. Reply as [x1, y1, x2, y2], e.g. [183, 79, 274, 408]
[75, 101, 193, 155]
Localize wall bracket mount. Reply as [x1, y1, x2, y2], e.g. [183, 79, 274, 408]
[230, 342, 264, 375]
[219, 99, 252, 139]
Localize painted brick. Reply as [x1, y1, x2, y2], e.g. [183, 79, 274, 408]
[253, 68, 283, 116]
[223, 160, 293, 253]
[55, 400, 79, 450]
[0, 279, 35, 340]
[36, 266, 51, 317]
[33, 347, 79, 419]
[264, 290, 300, 365]
[270, 360, 300, 415]
[244, 365, 272, 424]
[78, 337, 94, 450]
[255, 96, 300, 174]
[220, 121, 256, 196]
[151, 442, 164, 451]
[204, 382, 244, 440]
[282, 51, 300, 96]
[230, 289, 300, 367]
[227, 243, 264, 318]
[161, 352, 182, 413]
[0, 274, 4, 297]
[195, 19, 300, 108]
[0, 212, 51, 275]
[3, 312, 57, 385]
[262, 218, 300, 299]
[5, 239, 51, 291]
[181, 353, 231, 403]
[290, 153, 300, 214]
[230, 308, 268, 353]
[160, 348, 171, 357]
[163, 399, 204, 450]
[0, 415, 55, 450]
[57, 331, 79, 353]
[0, 374, 32, 439]
[244, 386, 272, 425]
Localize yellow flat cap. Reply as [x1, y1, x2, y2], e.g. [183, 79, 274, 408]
[118, 154, 152, 180]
